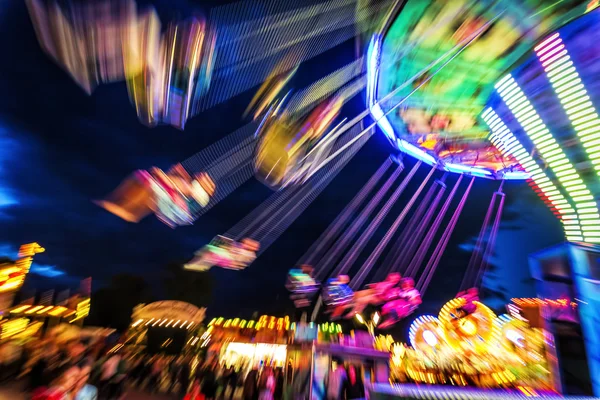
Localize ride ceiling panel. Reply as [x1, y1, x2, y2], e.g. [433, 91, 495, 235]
[374, 0, 588, 177]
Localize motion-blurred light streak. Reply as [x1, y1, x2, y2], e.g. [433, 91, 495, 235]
[195, 0, 394, 112]
[27, 0, 216, 130]
[223, 125, 370, 257]
[181, 122, 258, 175]
[287, 58, 365, 115]
[295, 158, 393, 268]
[179, 61, 364, 219]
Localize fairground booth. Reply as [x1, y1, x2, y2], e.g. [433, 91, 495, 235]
[203, 315, 390, 399]
[126, 301, 206, 354]
[0, 243, 93, 342]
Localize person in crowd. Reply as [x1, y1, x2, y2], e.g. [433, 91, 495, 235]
[344, 365, 365, 400]
[137, 355, 153, 388]
[0, 340, 20, 382]
[215, 364, 228, 398]
[242, 366, 259, 400]
[74, 361, 98, 400]
[201, 361, 219, 400]
[185, 379, 205, 400]
[180, 356, 192, 394]
[127, 355, 144, 388]
[273, 368, 284, 400]
[326, 360, 347, 400]
[224, 365, 238, 400]
[258, 367, 275, 400]
[99, 351, 124, 399]
[169, 357, 181, 393]
[29, 349, 51, 390]
[148, 356, 163, 393]
[32, 364, 81, 400]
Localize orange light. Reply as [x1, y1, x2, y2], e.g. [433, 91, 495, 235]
[48, 306, 68, 316]
[10, 305, 31, 314]
[37, 306, 54, 314]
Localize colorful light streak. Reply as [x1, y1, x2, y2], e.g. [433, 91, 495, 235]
[536, 33, 600, 180]
[481, 108, 577, 241]
[367, 34, 438, 166]
[494, 75, 600, 243]
[0, 318, 29, 340]
[367, 33, 524, 178]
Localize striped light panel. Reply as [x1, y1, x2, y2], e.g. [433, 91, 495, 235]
[481, 108, 578, 241]
[535, 33, 600, 177]
[494, 74, 600, 243]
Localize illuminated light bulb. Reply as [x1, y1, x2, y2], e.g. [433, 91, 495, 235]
[535, 33, 560, 51]
[131, 319, 144, 328]
[542, 50, 568, 67]
[460, 319, 477, 336]
[355, 313, 365, 324]
[505, 329, 525, 347]
[537, 40, 563, 57]
[423, 330, 438, 347]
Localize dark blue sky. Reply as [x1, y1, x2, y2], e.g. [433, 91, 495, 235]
[0, 0, 565, 319]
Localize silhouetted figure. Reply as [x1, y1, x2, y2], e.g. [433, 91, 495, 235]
[243, 367, 259, 400]
[344, 365, 364, 400]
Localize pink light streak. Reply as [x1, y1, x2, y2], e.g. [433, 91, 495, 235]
[536, 38, 562, 57]
[534, 32, 560, 51]
[539, 44, 565, 62]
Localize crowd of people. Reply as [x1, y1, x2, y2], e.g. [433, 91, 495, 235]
[0, 337, 295, 400]
[0, 335, 370, 400]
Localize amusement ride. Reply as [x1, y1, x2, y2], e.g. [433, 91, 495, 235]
[21, 0, 600, 397]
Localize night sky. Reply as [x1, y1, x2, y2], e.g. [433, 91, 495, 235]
[0, 1, 566, 322]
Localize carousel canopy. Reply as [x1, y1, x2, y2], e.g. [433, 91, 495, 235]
[370, 0, 590, 179]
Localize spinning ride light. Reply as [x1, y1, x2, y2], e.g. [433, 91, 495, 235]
[327, 273, 399, 318]
[127, 18, 217, 129]
[96, 164, 216, 228]
[325, 273, 421, 329]
[322, 275, 354, 307]
[368, 0, 590, 179]
[27, 0, 217, 130]
[244, 63, 298, 120]
[438, 298, 496, 353]
[184, 236, 260, 272]
[286, 266, 321, 308]
[286, 267, 320, 294]
[378, 277, 422, 329]
[180, 60, 364, 224]
[408, 315, 445, 352]
[493, 314, 529, 350]
[395, 298, 556, 389]
[206, 122, 371, 270]
[254, 95, 345, 189]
